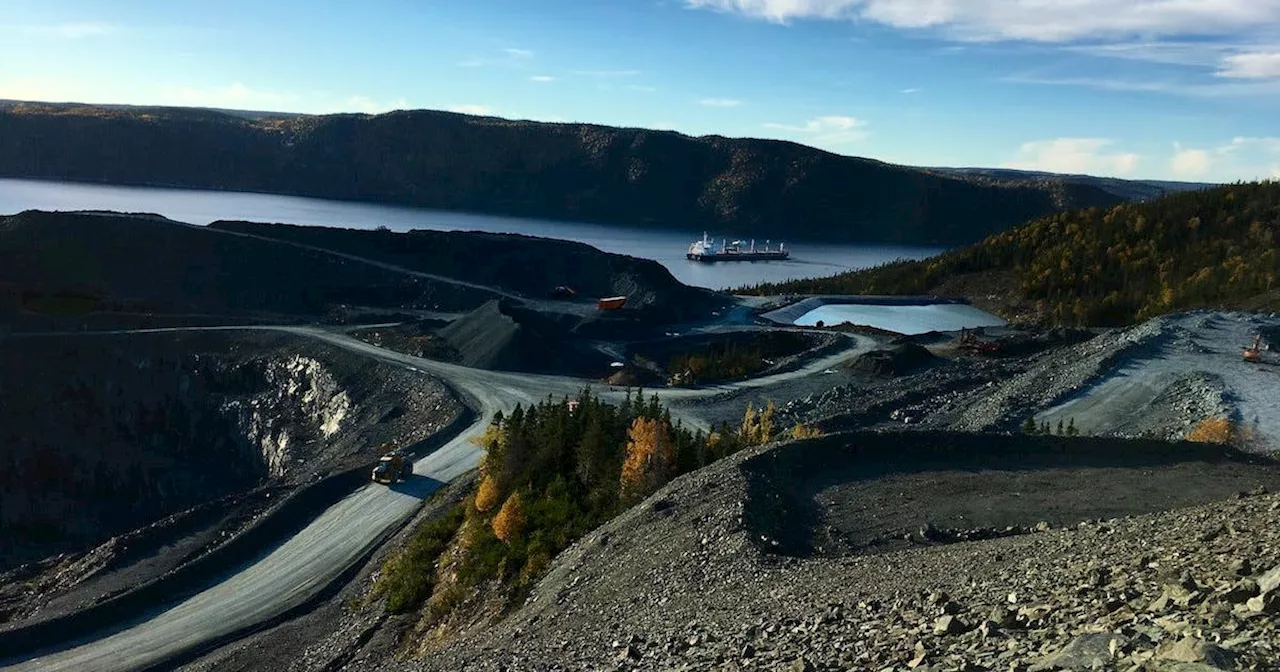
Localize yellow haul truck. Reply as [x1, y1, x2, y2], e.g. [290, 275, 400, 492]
[372, 450, 410, 485]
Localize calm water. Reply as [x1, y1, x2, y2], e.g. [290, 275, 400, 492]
[795, 303, 1007, 335]
[0, 178, 944, 290]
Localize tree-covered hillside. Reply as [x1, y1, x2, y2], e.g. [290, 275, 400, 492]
[0, 102, 1126, 245]
[747, 182, 1280, 326]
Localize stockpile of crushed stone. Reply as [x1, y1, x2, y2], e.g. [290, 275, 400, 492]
[436, 299, 610, 375]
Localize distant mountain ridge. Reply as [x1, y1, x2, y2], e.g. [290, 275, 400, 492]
[0, 100, 1197, 245]
[927, 166, 1215, 204]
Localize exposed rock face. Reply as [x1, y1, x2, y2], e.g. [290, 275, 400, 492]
[233, 355, 354, 477]
[0, 331, 458, 571]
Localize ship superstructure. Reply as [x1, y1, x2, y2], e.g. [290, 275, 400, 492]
[686, 232, 789, 262]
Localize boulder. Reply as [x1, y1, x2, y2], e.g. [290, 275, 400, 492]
[1029, 632, 1126, 671]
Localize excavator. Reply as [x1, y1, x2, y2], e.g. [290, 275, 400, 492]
[1243, 334, 1268, 363]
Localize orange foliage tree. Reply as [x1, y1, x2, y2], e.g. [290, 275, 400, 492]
[1187, 417, 1238, 445]
[619, 417, 676, 501]
[474, 474, 503, 513]
[492, 492, 526, 544]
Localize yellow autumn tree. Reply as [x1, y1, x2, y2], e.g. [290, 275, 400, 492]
[790, 423, 823, 440]
[1187, 417, 1237, 445]
[474, 473, 503, 512]
[619, 417, 675, 501]
[492, 491, 526, 544]
[737, 401, 777, 446]
[738, 403, 759, 444]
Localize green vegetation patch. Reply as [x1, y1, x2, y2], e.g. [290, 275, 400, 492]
[744, 182, 1280, 326]
[372, 390, 810, 629]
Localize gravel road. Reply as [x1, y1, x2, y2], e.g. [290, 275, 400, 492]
[1036, 312, 1280, 450]
[0, 324, 871, 672]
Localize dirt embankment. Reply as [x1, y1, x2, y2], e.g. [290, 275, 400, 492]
[208, 221, 720, 322]
[0, 331, 460, 625]
[387, 431, 1280, 672]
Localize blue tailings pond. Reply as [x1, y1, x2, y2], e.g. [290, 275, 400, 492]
[767, 298, 1006, 335]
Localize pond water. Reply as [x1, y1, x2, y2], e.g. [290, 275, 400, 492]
[0, 178, 945, 290]
[794, 303, 1007, 335]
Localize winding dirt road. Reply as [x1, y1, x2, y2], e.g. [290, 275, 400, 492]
[1, 324, 870, 672]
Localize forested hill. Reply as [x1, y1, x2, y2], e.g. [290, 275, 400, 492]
[0, 101, 1128, 245]
[747, 182, 1280, 326]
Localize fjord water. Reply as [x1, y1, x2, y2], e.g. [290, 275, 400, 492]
[0, 178, 943, 289]
[794, 303, 1007, 335]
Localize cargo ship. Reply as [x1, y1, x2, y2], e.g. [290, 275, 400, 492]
[686, 233, 789, 262]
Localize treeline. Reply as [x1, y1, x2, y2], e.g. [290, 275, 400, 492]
[0, 102, 1125, 245]
[666, 332, 816, 386]
[374, 391, 816, 621]
[668, 339, 768, 385]
[744, 182, 1280, 326]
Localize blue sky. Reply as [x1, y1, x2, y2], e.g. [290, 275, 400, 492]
[4, 0, 1280, 182]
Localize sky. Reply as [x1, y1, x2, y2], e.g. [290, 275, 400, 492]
[3, 0, 1280, 183]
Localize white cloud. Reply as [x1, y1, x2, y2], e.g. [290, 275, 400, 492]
[900, 88, 920, 94]
[699, 97, 742, 107]
[26, 22, 116, 39]
[447, 104, 494, 116]
[346, 96, 409, 114]
[1001, 138, 1140, 176]
[504, 48, 534, 59]
[762, 115, 868, 145]
[684, 1, 1280, 43]
[529, 75, 555, 82]
[1217, 136, 1280, 155]
[167, 82, 302, 109]
[1217, 52, 1280, 79]
[572, 69, 642, 77]
[1170, 143, 1212, 177]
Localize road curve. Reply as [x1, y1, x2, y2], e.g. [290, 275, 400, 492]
[1, 325, 871, 671]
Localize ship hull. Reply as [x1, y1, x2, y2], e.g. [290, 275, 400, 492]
[687, 251, 790, 262]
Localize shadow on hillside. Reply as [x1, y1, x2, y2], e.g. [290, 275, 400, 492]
[741, 432, 1280, 558]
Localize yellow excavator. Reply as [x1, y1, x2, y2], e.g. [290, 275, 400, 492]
[1243, 334, 1267, 363]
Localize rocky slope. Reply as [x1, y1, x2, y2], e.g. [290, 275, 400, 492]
[0, 102, 1129, 245]
[232, 431, 1280, 672]
[0, 330, 460, 620]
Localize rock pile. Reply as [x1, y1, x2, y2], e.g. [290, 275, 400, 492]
[404, 458, 1280, 672]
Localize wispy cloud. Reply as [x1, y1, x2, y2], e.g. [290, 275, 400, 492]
[687, 1, 1280, 99]
[447, 104, 495, 116]
[684, 1, 1280, 43]
[1217, 52, 1280, 79]
[25, 22, 116, 39]
[762, 115, 868, 145]
[699, 97, 742, 107]
[347, 96, 410, 114]
[572, 69, 642, 78]
[1000, 138, 1140, 177]
[166, 82, 302, 110]
[529, 75, 555, 82]
[900, 87, 921, 94]
[458, 48, 535, 69]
